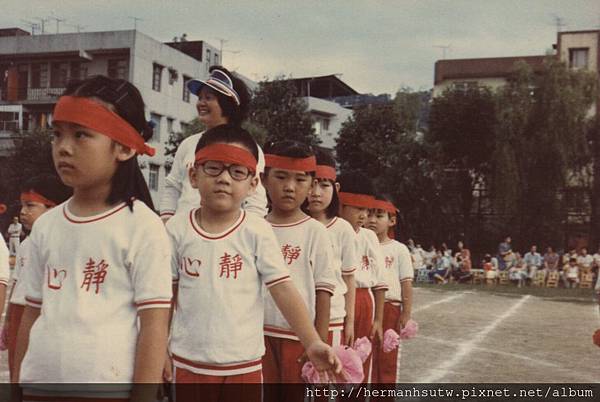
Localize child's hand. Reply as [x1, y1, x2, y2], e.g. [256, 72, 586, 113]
[370, 320, 383, 344]
[397, 311, 411, 333]
[305, 340, 342, 382]
[343, 319, 355, 346]
[162, 353, 173, 382]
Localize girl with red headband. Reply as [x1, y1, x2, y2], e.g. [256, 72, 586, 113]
[260, 140, 337, 399]
[1, 174, 71, 380]
[307, 148, 358, 349]
[366, 194, 413, 385]
[164, 127, 340, 402]
[160, 66, 267, 221]
[13, 76, 173, 400]
[336, 170, 388, 387]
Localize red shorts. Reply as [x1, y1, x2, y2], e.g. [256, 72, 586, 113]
[354, 288, 374, 384]
[372, 301, 401, 384]
[174, 366, 261, 402]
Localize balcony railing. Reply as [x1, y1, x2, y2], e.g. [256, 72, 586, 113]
[0, 87, 66, 102]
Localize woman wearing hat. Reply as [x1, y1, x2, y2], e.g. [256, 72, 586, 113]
[159, 66, 267, 221]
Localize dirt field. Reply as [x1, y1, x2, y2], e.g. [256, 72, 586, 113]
[1, 286, 598, 385]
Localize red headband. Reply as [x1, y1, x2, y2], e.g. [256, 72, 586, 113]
[338, 192, 375, 209]
[372, 200, 398, 214]
[21, 191, 57, 207]
[195, 143, 257, 172]
[53, 96, 156, 156]
[315, 165, 336, 181]
[264, 154, 316, 172]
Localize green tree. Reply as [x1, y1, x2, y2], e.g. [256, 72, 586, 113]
[249, 77, 319, 146]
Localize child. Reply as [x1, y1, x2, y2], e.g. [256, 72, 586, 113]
[0, 234, 8, 330]
[307, 148, 357, 347]
[165, 128, 340, 402]
[564, 257, 580, 288]
[13, 76, 173, 400]
[337, 170, 388, 385]
[261, 140, 337, 397]
[2, 174, 71, 379]
[366, 195, 413, 385]
[7, 216, 23, 256]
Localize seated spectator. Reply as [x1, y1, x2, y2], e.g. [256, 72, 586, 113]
[524, 245, 543, 283]
[429, 250, 450, 284]
[483, 254, 497, 285]
[577, 247, 594, 274]
[508, 252, 527, 287]
[542, 246, 560, 280]
[411, 243, 425, 271]
[423, 245, 436, 269]
[592, 246, 600, 271]
[564, 257, 580, 288]
[498, 236, 514, 271]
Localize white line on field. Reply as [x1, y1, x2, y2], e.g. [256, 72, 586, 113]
[418, 335, 600, 383]
[421, 295, 531, 383]
[413, 292, 468, 313]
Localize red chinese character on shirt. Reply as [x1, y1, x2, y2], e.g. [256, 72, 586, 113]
[362, 255, 370, 270]
[219, 252, 243, 279]
[81, 258, 109, 294]
[281, 244, 301, 265]
[385, 256, 394, 269]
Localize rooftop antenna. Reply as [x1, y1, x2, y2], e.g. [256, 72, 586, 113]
[215, 37, 228, 63]
[21, 19, 39, 35]
[128, 16, 143, 30]
[434, 44, 451, 59]
[66, 22, 86, 33]
[48, 12, 66, 34]
[34, 17, 49, 34]
[551, 14, 566, 32]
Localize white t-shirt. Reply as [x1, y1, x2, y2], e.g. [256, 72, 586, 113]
[9, 237, 30, 305]
[411, 247, 424, 270]
[577, 254, 594, 269]
[380, 239, 413, 302]
[20, 200, 172, 384]
[0, 238, 9, 287]
[264, 216, 336, 340]
[325, 217, 358, 326]
[167, 209, 291, 376]
[8, 222, 22, 238]
[354, 227, 388, 291]
[159, 132, 268, 218]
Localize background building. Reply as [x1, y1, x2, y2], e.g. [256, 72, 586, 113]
[0, 28, 220, 205]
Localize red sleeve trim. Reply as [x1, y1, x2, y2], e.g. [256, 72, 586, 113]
[160, 211, 175, 217]
[373, 285, 389, 291]
[400, 278, 413, 283]
[341, 267, 356, 275]
[136, 299, 172, 308]
[316, 287, 335, 296]
[265, 275, 291, 288]
[25, 296, 42, 307]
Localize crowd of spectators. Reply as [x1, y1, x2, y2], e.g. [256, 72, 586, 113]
[407, 236, 600, 290]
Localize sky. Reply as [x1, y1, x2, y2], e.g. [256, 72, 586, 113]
[1, 0, 599, 95]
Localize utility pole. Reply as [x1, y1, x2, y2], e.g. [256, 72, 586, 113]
[551, 14, 566, 32]
[129, 16, 143, 30]
[215, 37, 228, 64]
[49, 16, 65, 33]
[34, 17, 48, 34]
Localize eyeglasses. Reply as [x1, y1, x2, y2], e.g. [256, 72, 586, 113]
[198, 160, 253, 181]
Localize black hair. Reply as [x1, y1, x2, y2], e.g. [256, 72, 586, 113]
[195, 124, 259, 164]
[206, 66, 250, 127]
[374, 192, 400, 240]
[20, 174, 72, 206]
[337, 170, 375, 197]
[61, 75, 155, 211]
[263, 140, 315, 177]
[314, 147, 339, 219]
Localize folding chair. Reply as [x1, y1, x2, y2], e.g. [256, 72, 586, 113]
[545, 271, 559, 288]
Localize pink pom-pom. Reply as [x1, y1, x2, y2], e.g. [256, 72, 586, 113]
[301, 345, 365, 384]
[383, 329, 400, 353]
[400, 320, 419, 339]
[353, 337, 372, 363]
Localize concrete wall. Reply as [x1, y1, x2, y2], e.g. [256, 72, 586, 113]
[432, 77, 507, 97]
[559, 32, 599, 73]
[305, 96, 352, 150]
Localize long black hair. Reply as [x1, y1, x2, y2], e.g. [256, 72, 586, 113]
[61, 75, 155, 211]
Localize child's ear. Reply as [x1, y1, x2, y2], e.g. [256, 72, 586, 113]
[115, 144, 136, 162]
[389, 214, 397, 227]
[335, 182, 340, 192]
[188, 166, 199, 189]
[247, 175, 259, 197]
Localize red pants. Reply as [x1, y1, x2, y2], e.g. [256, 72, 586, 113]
[372, 302, 401, 384]
[262, 336, 306, 402]
[7, 303, 24, 380]
[354, 288, 374, 384]
[174, 366, 261, 402]
[327, 328, 343, 347]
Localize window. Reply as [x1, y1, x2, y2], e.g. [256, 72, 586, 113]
[180, 121, 190, 133]
[107, 59, 128, 80]
[182, 74, 191, 102]
[50, 62, 69, 87]
[71, 61, 88, 80]
[0, 111, 19, 131]
[152, 63, 163, 91]
[322, 118, 330, 131]
[150, 113, 162, 142]
[206, 49, 211, 71]
[168, 68, 178, 85]
[167, 117, 174, 134]
[149, 164, 160, 191]
[30, 63, 48, 88]
[214, 53, 219, 65]
[164, 164, 172, 176]
[569, 48, 589, 69]
[452, 81, 479, 92]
